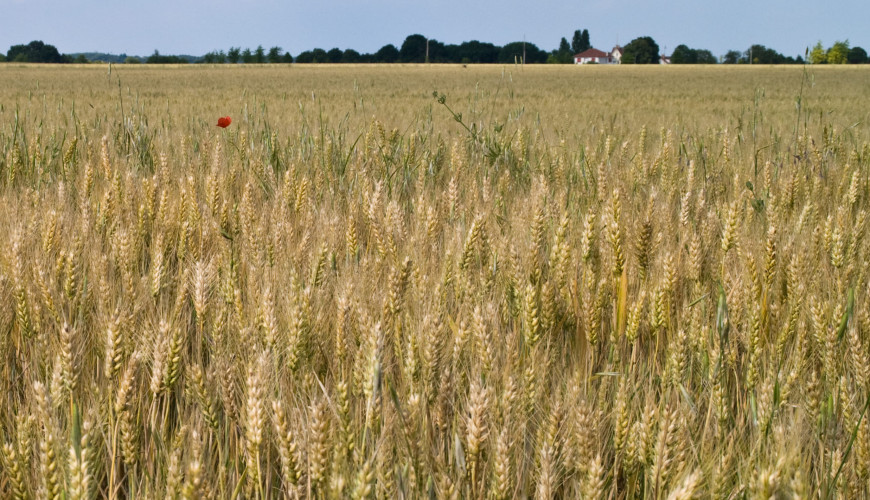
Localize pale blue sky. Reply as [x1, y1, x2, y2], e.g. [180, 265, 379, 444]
[2, 0, 866, 58]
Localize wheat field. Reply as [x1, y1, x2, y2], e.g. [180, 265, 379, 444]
[0, 64, 869, 498]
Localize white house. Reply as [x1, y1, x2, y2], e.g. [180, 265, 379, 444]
[611, 45, 624, 63]
[574, 48, 616, 65]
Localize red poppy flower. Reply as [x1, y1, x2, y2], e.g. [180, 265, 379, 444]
[217, 116, 232, 128]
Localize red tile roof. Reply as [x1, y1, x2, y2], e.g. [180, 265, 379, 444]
[574, 48, 610, 59]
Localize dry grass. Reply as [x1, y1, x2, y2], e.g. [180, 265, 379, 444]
[0, 63, 869, 498]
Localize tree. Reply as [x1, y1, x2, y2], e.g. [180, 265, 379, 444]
[311, 48, 328, 62]
[295, 49, 329, 63]
[295, 51, 314, 63]
[580, 30, 591, 52]
[327, 48, 343, 63]
[848, 46, 868, 64]
[440, 44, 460, 63]
[374, 44, 399, 63]
[124, 56, 140, 64]
[554, 37, 572, 63]
[7, 40, 66, 63]
[826, 40, 849, 64]
[810, 41, 826, 64]
[74, 54, 88, 64]
[399, 34, 428, 63]
[267, 46, 283, 63]
[282, 52, 294, 63]
[571, 30, 583, 54]
[425, 39, 447, 62]
[621, 36, 660, 64]
[722, 50, 742, 64]
[241, 48, 254, 63]
[342, 49, 361, 63]
[146, 50, 162, 64]
[227, 47, 241, 64]
[745, 45, 789, 64]
[457, 40, 498, 63]
[498, 41, 547, 64]
[696, 50, 717, 64]
[670, 44, 697, 64]
[254, 45, 266, 63]
[146, 50, 187, 64]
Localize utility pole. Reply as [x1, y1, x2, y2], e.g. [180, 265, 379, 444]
[522, 34, 526, 65]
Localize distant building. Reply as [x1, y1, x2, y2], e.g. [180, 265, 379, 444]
[574, 45, 663, 65]
[611, 45, 624, 64]
[574, 48, 616, 65]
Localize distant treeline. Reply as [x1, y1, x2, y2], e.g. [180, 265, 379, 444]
[199, 36, 554, 64]
[2, 41, 87, 63]
[3, 35, 868, 65]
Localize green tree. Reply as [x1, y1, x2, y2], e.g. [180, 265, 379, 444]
[342, 49, 361, 63]
[311, 48, 328, 62]
[7, 40, 66, 63]
[722, 50, 742, 64]
[696, 50, 717, 64]
[457, 40, 498, 63]
[399, 34, 428, 63]
[425, 39, 447, 62]
[227, 47, 241, 63]
[848, 46, 868, 64]
[374, 44, 399, 62]
[745, 45, 790, 64]
[498, 41, 547, 64]
[241, 48, 254, 63]
[0, 53, 5, 62]
[124, 56, 140, 64]
[670, 44, 697, 64]
[146, 50, 162, 63]
[826, 40, 849, 64]
[267, 46, 283, 63]
[670, 45, 716, 64]
[203, 51, 227, 64]
[254, 46, 266, 63]
[282, 52, 294, 63]
[621, 36, 660, 64]
[555, 37, 572, 63]
[296, 51, 314, 63]
[74, 54, 88, 64]
[571, 30, 591, 53]
[327, 48, 343, 63]
[810, 41, 826, 64]
[146, 50, 187, 64]
[441, 43, 461, 63]
[571, 30, 582, 54]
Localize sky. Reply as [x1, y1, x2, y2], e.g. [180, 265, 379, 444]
[2, 0, 868, 59]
